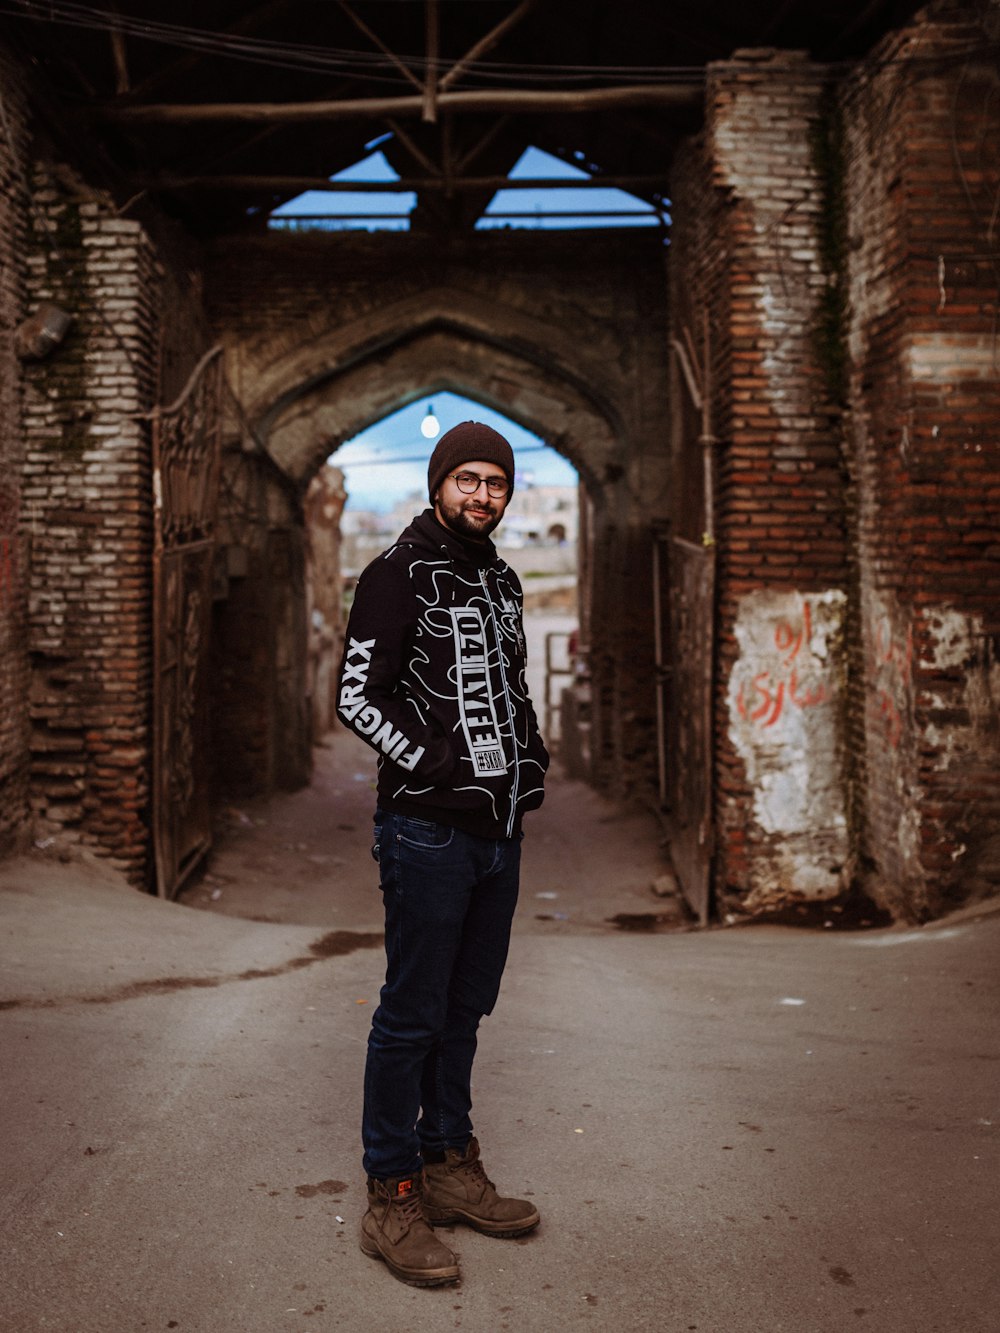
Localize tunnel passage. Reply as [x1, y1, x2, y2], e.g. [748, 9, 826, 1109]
[205, 229, 672, 811]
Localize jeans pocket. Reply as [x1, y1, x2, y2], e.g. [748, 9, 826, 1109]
[396, 815, 454, 851]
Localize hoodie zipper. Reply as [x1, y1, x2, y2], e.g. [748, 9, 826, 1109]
[480, 568, 519, 837]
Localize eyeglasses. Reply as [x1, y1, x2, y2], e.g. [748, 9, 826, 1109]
[448, 471, 510, 498]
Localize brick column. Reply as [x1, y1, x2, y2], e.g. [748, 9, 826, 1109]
[22, 174, 157, 881]
[843, 8, 1000, 918]
[672, 51, 851, 913]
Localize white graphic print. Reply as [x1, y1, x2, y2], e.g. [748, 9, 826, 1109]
[338, 635, 426, 771]
[450, 606, 509, 777]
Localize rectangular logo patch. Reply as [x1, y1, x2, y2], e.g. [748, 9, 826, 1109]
[450, 606, 508, 778]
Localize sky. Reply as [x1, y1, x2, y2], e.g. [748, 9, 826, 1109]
[330, 393, 577, 513]
[269, 143, 669, 231]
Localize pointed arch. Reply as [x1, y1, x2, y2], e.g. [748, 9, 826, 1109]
[241, 287, 624, 491]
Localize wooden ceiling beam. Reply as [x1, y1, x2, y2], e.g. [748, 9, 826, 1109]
[384, 118, 443, 178]
[109, 23, 129, 95]
[336, 0, 425, 95]
[136, 173, 671, 194]
[455, 114, 513, 174]
[422, 0, 439, 123]
[100, 83, 703, 126]
[439, 0, 540, 93]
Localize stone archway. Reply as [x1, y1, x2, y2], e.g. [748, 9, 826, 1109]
[208, 233, 672, 798]
[246, 290, 622, 492]
[252, 323, 640, 796]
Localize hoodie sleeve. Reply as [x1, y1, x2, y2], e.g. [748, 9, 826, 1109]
[336, 553, 459, 785]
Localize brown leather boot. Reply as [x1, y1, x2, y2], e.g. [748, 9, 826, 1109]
[421, 1138, 540, 1238]
[359, 1174, 460, 1286]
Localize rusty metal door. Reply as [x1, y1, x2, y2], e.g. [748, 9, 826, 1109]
[152, 347, 222, 898]
[661, 535, 716, 925]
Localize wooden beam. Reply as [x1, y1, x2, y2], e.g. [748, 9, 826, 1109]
[385, 118, 442, 177]
[139, 173, 672, 194]
[109, 19, 129, 95]
[441, 113, 455, 198]
[100, 83, 704, 126]
[422, 0, 439, 123]
[440, 0, 540, 93]
[455, 115, 513, 174]
[272, 209, 664, 221]
[336, 0, 424, 95]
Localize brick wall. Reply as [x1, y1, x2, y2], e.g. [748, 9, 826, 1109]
[843, 6, 1000, 917]
[0, 50, 31, 854]
[671, 52, 851, 913]
[20, 168, 160, 879]
[667, 8, 1000, 922]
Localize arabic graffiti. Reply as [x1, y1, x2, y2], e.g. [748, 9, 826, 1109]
[734, 599, 832, 729]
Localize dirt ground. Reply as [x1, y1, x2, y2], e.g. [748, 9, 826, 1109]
[4, 604, 1000, 1330]
[177, 711, 676, 937]
[179, 610, 678, 936]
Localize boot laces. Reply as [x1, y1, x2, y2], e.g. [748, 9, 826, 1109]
[392, 1187, 425, 1229]
[458, 1155, 493, 1190]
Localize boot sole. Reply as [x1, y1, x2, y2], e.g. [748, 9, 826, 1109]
[359, 1234, 460, 1287]
[426, 1209, 540, 1239]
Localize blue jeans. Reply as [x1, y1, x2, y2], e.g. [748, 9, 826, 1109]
[362, 809, 522, 1180]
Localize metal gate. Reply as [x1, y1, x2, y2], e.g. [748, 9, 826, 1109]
[151, 346, 222, 898]
[659, 535, 716, 926]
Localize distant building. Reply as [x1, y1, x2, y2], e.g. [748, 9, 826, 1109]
[499, 484, 578, 548]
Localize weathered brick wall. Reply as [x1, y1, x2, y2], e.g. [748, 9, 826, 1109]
[843, 5, 1000, 917]
[20, 167, 160, 879]
[0, 50, 31, 854]
[667, 8, 1000, 922]
[671, 52, 850, 913]
[666, 130, 735, 889]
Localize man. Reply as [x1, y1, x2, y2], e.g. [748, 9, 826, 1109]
[337, 420, 549, 1287]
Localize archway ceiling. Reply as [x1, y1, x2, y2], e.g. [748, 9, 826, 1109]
[261, 324, 619, 492]
[7, 0, 922, 236]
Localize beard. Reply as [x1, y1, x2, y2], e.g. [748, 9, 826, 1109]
[434, 494, 503, 541]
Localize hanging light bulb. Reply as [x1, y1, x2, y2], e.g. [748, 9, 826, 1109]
[420, 402, 440, 439]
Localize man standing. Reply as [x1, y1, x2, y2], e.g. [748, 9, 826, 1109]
[337, 421, 549, 1287]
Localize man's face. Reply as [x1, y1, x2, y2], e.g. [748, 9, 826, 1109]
[433, 459, 510, 541]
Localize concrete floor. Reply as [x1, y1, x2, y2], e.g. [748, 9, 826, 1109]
[2, 723, 999, 1332]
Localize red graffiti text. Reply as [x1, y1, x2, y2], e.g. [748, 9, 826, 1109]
[735, 600, 831, 729]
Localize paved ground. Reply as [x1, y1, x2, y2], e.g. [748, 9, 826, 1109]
[2, 712, 999, 1332]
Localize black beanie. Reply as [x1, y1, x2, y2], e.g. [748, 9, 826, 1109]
[427, 421, 515, 502]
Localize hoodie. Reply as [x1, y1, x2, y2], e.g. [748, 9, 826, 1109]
[336, 509, 549, 839]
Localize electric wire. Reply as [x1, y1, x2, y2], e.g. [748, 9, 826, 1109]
[5, 0, 995, 94]
[0, 0, 706, 84]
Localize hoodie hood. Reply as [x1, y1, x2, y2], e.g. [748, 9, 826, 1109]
[397, 508, 501, 571]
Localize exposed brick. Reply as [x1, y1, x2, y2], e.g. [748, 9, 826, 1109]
[0, 46, 31, 855]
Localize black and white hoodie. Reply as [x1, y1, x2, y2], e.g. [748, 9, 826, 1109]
[336, 508, 549, 840]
